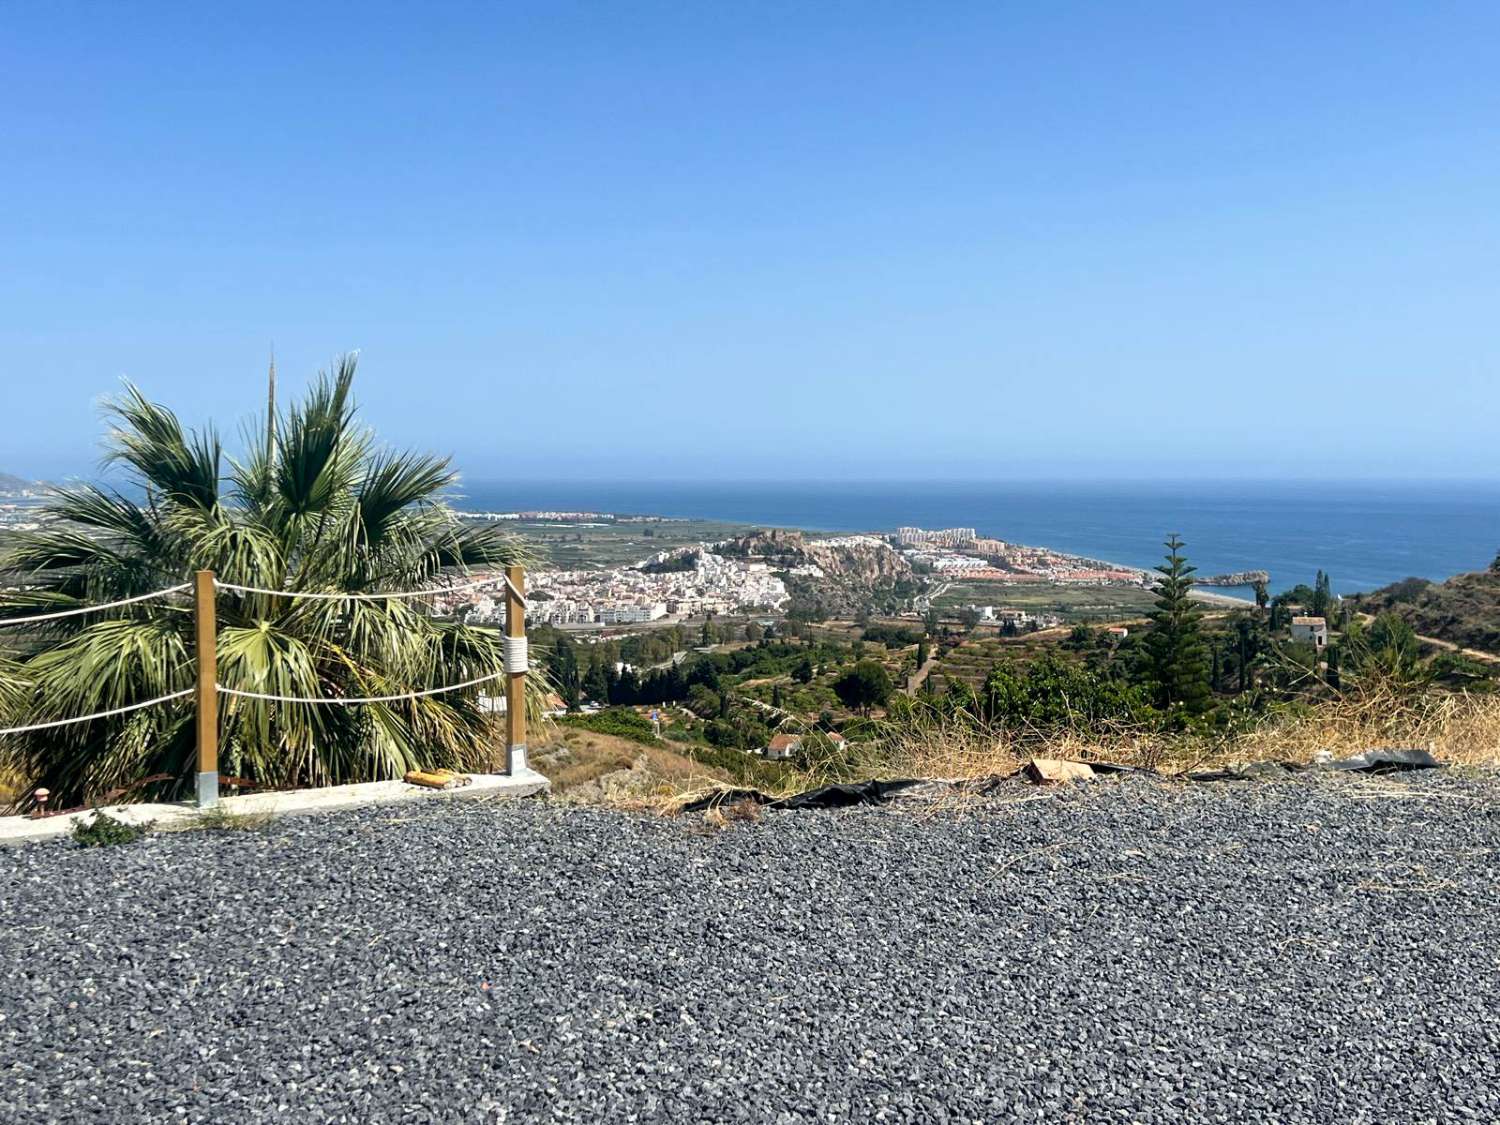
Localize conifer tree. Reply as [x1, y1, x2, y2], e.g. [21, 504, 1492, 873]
[1145, 534, 1213, 713]
[1311, 570, 1332, 619]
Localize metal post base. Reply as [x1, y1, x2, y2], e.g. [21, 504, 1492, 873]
[506, 744, 527, 775]
[195, 771, 219, 809]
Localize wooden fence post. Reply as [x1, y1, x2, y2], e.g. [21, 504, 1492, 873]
[194, 569, 219, 807]
[504, 565, 527, 775]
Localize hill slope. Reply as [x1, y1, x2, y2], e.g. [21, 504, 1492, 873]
[1356, 562, 1500, 654]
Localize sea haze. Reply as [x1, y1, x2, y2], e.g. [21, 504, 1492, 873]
[455, 479, 1500, 597]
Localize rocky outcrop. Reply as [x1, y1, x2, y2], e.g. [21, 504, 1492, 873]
[1196, 570, 1270, 587]
[719, 530, 910, 584]
[718, 530, 914, 620]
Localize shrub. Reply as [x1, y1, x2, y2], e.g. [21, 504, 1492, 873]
[71, 809, 152, 848]
[557, 708, 660, 744]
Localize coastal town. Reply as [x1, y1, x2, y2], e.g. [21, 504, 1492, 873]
[437, 517, 1159, 631]
[456, 548, 793, 627]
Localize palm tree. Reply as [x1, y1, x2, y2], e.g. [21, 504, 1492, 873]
[0, 356, 539, 806]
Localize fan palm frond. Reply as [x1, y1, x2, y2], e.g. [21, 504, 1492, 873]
[0, 357, 540, 806]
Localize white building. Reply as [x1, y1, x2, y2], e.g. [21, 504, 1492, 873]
[1291, 616, 1329, 648]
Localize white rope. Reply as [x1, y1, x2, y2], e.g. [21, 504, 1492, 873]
[216, 669, 509, 706]
[0, 688, 193, 737]
[502, 636, 528, 674]
[0, 583, 192, 627]
[214, 573, 528, 608]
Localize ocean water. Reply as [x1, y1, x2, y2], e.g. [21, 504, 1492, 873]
[457, 479, 1500, 596]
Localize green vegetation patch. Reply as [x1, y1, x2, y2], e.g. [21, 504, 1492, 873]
[71, 809, 152, 848]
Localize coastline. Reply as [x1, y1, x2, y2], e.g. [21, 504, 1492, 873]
[455, 479, 1500, 595]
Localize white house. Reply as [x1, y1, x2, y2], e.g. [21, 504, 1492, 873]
[1291, 616, 1329, 648]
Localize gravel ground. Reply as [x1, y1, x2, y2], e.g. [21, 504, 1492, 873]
[4, 772, 1500, 1123]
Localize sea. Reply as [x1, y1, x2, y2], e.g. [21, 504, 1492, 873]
[456, 479, 1500, 597]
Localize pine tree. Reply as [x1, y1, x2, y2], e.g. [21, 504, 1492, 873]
[1145, 534, 1213, 713]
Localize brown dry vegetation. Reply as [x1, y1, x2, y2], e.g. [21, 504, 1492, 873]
[531, 727, 738, 801]
[616, 687, 1500, 814]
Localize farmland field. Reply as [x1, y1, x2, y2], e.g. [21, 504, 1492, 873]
[932, 579, 1158, 621]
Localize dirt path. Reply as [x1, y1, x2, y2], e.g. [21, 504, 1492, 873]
[1350, 612, 1500, 664]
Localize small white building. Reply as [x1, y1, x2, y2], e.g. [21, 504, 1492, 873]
[1291, 616, 1329, 648]
[761, 731, 847, 761]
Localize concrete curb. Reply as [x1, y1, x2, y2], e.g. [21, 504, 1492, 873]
[0, 768, 551, 846]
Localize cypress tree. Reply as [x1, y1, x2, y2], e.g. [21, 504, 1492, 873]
[1311, 570, 1332, 619]
[1145, 534, 1213, 713]
[1236, 616, 1254, 693]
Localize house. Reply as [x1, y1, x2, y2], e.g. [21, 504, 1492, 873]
[764, 733, 800, 761]
[761, 731, 847, 761]
[1106, 626, 1129, 641]
[1291, 616, 1329, 648]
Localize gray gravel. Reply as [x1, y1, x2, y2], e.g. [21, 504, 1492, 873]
[4, 773, 1500, 1123]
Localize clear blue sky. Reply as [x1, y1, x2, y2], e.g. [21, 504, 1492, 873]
[3, 2, 1498, 482]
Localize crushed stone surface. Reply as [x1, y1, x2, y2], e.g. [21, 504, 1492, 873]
[3, 772, 1500, 1122]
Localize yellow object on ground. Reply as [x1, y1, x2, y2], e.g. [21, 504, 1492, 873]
[402, 769, 472, 790]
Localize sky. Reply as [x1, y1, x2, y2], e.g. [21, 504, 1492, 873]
[2, 2, 1498, 483]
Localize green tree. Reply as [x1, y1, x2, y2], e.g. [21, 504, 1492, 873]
[583, 655, 610, 703]
[1311, 570, 1333, 619]
[915, 640, 929, 669]
[832, 660, 893, 716]
[1144, 535, 1213, 713]
[1235, 615, 1257, 693]
[1252, 580, 1269, 612]
[0, 360, 537, 805]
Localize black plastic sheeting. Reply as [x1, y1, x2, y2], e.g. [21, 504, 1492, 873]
[682, 779, 930, 813]
[1185, 747, 1442, 782]
[679, 749, 1443, 812]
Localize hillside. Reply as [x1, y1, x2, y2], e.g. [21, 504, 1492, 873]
[1355, 562, 1500, 655]
[719, 528, 914, 617]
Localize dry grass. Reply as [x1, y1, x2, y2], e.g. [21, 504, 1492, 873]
[531, 728, 740, 808]
[702, 798, 764, 830]
[1223, 688, 1500, 769]
[626, 688, 1500, 814]
[0, 765, 22, 815]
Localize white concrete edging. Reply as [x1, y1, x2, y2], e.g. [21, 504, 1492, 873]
[0, 768, 550, 845]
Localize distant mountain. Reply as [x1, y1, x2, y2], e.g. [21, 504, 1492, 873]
[1354, 559, 1500, 655]
[0, 473, 34, 491]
